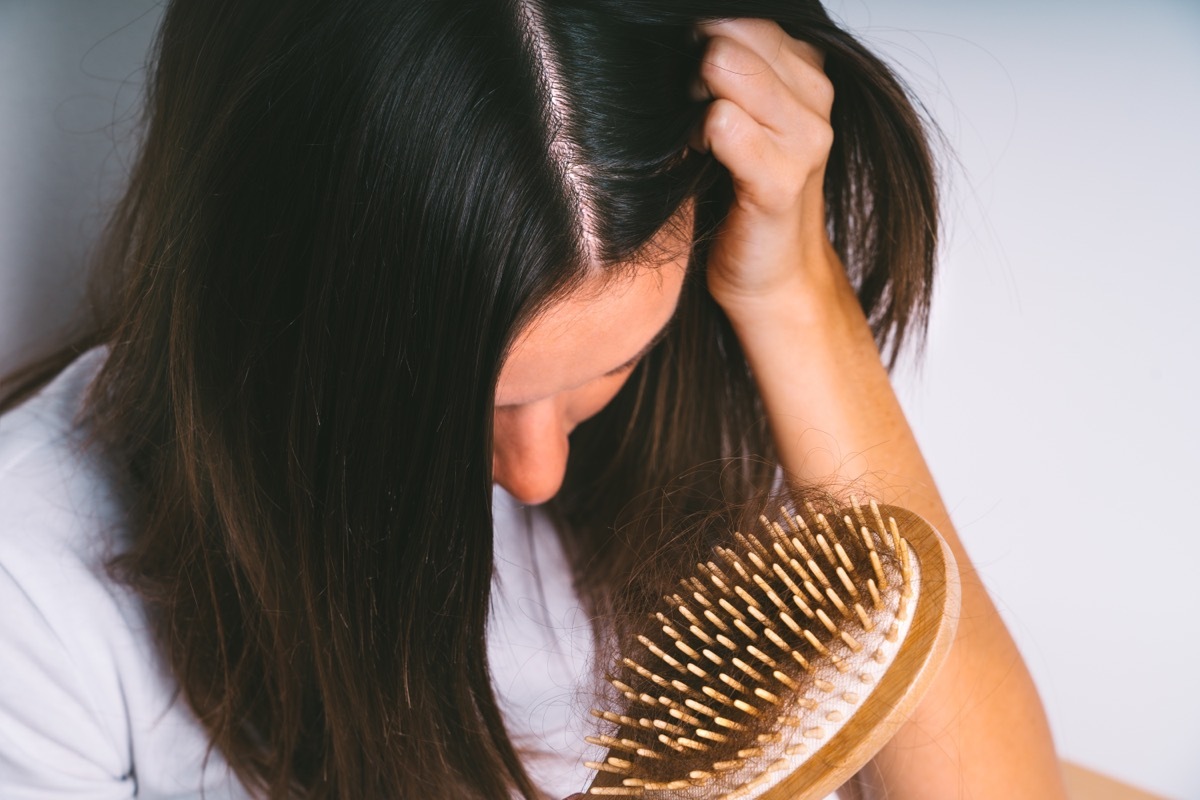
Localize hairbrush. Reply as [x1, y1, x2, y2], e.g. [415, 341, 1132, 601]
[582, 497, 960, 799]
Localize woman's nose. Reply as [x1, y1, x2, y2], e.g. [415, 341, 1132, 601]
[492, 401, 570, 506]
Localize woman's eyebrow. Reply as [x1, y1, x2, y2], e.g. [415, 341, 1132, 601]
[602, 316, 675, 377]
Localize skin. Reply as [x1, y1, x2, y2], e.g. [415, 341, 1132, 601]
[501, 18, 1069, 799]
[493, 230, 691, 506]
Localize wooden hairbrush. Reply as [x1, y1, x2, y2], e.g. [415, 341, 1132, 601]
[582, 498, 960, 799]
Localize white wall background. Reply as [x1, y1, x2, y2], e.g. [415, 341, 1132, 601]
[0, 1, 157, 375]
[2, 2, 1197, 798]
[836, 2, 1200, 798]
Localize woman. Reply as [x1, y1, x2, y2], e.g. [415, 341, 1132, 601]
[0, 0, 1066, 798]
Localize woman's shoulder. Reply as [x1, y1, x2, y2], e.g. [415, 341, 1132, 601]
[0, 346, 143, 790]
[0, 346, 249, 798]
[0, 344, 117, 578]
[0, 346, 123, 600]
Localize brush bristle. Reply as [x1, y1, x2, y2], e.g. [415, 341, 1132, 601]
[584, 497, 922, 799]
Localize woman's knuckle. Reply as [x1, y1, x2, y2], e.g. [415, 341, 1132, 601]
[811, 74, 835, 112]
[707, 98, 741, 135]
[702, 36, 759, 78]
[807, 117, 834, 153]
[819, 122, 835, 155]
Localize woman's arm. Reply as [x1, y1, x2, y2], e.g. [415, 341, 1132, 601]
[692, 18, 1067, 799]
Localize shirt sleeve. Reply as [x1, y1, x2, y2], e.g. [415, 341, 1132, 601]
[0, 561, 134, 799]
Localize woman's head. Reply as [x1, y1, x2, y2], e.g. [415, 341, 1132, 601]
[97, 0, 718, 506]
[69, 0, 939, 797]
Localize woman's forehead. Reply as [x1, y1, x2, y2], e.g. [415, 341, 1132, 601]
[495, 245, 689, 407]
[494, 204, 694, 407]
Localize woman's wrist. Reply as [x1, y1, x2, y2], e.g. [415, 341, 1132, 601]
[712, 240, 877, 366]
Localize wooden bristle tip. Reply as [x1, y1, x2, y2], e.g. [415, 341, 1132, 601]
[803, 580, 824, 604]
[704, 609, 731, 633]
[588, 782, 642, 794]
[870, 500, 888, 542]
[854, 602, 875, 631]
[719, 672, 748, 694]
[732, 657, 763, 682]
[835, 541, 856, 573]
[860, 525, 877, 552]
[807, 559, 832, 589]
[732, 618, 758, 641]
[836, 566, 859, 597]
[773, 670, 799, 691]
[733, 698, 760, 716]
[869, 550, 888, 591]
[702, 685, 735, 707]
[802, 629, 830, 655]
[867, 578, 883, 610]
[718, 597, 747, 622]
[754, 687, 781, 705]
[684, 698, 718, 718]
[816, 533, 836, 565]
[826, 586, 850, 617]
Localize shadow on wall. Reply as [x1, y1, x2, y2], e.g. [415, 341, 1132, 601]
[0, 1, 162, 378]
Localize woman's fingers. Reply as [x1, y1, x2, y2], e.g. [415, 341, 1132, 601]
[696, 19, 833, 120]
[698, 99, 795, 211]
[691, 28, 834, 213]
[697, 34, 798, 136]
[699, 17, 822, 77]
[691, 20, 835, 196]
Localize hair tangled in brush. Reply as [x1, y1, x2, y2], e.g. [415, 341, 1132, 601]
[587, 486, 957, 798]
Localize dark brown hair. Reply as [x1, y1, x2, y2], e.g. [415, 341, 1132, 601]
[1, 0, 937, 797]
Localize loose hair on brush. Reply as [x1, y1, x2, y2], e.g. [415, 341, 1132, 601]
[0, 0, 938, 797]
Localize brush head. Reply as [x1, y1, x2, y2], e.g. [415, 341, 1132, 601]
[583, 498, 960, 799]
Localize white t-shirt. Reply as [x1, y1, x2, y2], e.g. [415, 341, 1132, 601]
[0, 349, 844, 800]
[0, 349, 600, 799]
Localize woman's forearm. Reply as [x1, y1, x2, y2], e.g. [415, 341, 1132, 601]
[719, 247, 1068, 799]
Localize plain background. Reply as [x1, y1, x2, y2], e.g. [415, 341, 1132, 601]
[1, 2, 1197, 798]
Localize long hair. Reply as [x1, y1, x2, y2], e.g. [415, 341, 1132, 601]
[1, 0, 938, 797]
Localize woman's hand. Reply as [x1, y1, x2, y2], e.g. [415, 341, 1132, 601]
[690, 18, 843, 316]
